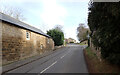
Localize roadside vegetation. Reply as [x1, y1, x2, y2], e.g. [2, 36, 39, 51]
[77, 23, 90, 42]
[79, 43, 87, 45]
[79, 43, 88, 46]
[84, 47, 120, 73]
[88, 2, 120, 65]
[47, 25, 64, 46]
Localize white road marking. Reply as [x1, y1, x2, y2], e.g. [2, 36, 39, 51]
[40, 61, 57, 73]
[60, 55, 65, 59]
[60, 50, 71, 59]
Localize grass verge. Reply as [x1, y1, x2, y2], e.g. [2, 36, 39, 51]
[84, 47, 120, 73]
[79, 43, 88, 45]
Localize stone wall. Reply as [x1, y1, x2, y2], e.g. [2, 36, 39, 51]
[2, 22, 54, 64]
[0, 21, 2, 67]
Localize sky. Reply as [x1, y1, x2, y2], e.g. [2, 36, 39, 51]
[1, 0, 89, 42]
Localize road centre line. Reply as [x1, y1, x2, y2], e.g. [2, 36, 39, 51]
[60, 50, 71, 59]
[41, 49, 71, 73]
[60, 55, 65, 59]
[60, 54, 67, 59]
[40, 61, 57, 73]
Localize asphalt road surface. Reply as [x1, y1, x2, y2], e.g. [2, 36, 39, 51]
[7, 44, 88, 73]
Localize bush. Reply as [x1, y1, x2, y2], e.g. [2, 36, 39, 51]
[47, 29, 64, 46]
[70, 42, 74, 43]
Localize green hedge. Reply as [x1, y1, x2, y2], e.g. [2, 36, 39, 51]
[88, 2, 120, 65]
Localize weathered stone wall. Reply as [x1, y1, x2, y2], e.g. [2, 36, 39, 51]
[0, 20, 2, 67]
[2, 22, 54, 64]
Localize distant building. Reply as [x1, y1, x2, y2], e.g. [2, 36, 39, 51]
[80, 40, 88, 44]
[65, 38, 76, 44]
[0, 13, 54, 64]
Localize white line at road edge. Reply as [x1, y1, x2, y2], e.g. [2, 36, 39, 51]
[40, 61, 57, 73]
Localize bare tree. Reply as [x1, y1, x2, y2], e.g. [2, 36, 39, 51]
[54, 25, 63, 32]
[77, 23, 90, 41]
[0, 5, 26, 21]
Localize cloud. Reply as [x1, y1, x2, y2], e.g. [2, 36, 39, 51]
[40, 0, 68, 28]
[64, 27, 78, 42]
[1, 0, 90, 3]
[1, 0, 88, 42]
[57, 0, 90, 2]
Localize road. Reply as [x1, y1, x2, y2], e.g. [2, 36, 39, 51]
[6, 44, 88, 73]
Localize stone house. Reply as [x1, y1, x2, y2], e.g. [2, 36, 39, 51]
[65, 38, 76, 44]
[80, 40, 88, 44]
[0, 13, 54, 64]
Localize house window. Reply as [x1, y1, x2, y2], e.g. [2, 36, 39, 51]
[47, 39, 50, 44]
[40, 44, 43, 49]
[26, 32, 30, 40]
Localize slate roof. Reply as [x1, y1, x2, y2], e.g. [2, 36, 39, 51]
[0, 12, 50, 38]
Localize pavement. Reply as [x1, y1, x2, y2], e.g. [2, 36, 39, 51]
[2, 44, 88, 74]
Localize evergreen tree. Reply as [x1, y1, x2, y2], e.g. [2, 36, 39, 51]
[47, 29, 64, 46]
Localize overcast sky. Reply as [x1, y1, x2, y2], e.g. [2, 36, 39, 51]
[1, 0, 89, 42]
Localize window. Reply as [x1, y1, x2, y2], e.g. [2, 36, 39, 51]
[40, 44, 43, 49]
[47, 39, 50, 44]
[26, 32, 30, 40]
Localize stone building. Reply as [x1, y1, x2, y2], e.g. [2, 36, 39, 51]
[65, 38, 76, 44]
[80, 40, 88, 44]
[0, 13, 54, 64]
